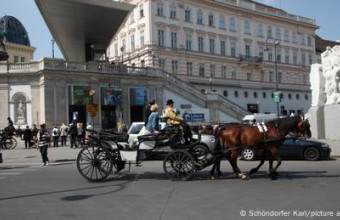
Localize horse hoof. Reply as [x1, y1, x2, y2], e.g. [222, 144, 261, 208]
[210, 176, 216, 180]
[242, 175, 249, 181]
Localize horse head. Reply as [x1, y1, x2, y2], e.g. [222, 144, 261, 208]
[297, 116, 312, 138]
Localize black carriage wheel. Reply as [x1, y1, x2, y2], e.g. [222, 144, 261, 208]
[10, 138, 17, 149]
[163, 149, 195, 181]
[76, 145, 113, 182]
[192, 144, 209, 158]
[303, 147, 320, 161]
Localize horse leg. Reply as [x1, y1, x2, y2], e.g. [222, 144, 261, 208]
[228, 150, 248, 180]
[210, 153, 223, 179]
[268, 147, 282, 180]
[249, 150, 266, 175]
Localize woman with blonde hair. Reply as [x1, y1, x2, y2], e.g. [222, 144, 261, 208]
[145, 104, 160, 134]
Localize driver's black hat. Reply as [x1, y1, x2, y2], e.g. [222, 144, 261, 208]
[166, 99, 174, 105]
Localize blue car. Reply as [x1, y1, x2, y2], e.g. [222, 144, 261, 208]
[241, 137, 331, 161]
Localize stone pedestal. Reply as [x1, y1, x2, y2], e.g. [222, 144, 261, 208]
[16, 116, 26, 124]
[324, 104, 340, 140]
[307, 106, 325, 139]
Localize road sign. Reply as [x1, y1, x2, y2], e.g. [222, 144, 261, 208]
[273, 91, 281, 103]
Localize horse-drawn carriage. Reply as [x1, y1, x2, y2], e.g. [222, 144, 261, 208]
[76, 126, 214, 182]
[76, 115, 312, 182]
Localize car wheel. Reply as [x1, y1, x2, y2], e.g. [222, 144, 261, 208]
[241, 148, 255, 161]
[303, 147, 320, 161]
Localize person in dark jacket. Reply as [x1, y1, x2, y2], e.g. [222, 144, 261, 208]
[144, 99, 155, 126]
[68, 121, 78, 148]
[23, 126, 32, 149]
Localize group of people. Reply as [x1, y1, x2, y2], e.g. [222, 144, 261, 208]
[144, 99, 192, 146]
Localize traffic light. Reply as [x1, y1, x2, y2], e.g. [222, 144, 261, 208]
[273, 91, 281, 103]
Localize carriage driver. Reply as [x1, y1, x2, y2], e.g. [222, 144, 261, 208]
[163, 99, 192, 144]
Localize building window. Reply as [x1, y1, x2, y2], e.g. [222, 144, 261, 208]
[244, 91, 248, 98]
[309, 54, 313, 65]
[141, 60, 145, 67]
[300, 33, 306, 45]
[305, 94, 309, 100]
[231, 67, 237, 79]
[157, 2, 164, 16]
[172, 60, 178, 74]
[288, 94, 292, 99]
[229, 17, 236, 32]
[130, 35, 135, 52]
[268, 50, 273, 62]
[296, 94, 300, 100]
[275, 27, 281, 40]
[220, 41, 226, 56]
[278, 72, 282, 83]
[302, 54, 306, 66]
[269, 71, 273, 82]
[186, 35, 192, 51]
[208, 13, 214, 27]
[219, 15, 225, 29]
[14, 56, 19, 63]
[129, 11, 134, 24]
[171, 32, 177, 49]
[307, 35, 312, 46]
[257, 24, 264, 37]
[170, 5, 176, 19]
[244, 21, 251, 35]
[209, 39, 215, 54]
[284, 29, 289, 42]
[245, 45, 251, 57]
[234, 91, 239, 98]
[198, 37, 204, 52]
[223, 90, 228, 97]
[20, 57, 25, 63]
[253, 92, 258, 98]
[199, 64, 205, 76]
[114, 43, 118, 56]
[293, 52, 297, 65]
[222, 66, 227, 78]
[158, 29, 165, 46]
[159, 59, 165, 68]
[210, 64, 215, 77]
[292, 32, 297, 44]
[185, 8, 191, 22]
[139, 4, 144, 18]
[246, 72, 251, 80]
[267, 26, 272, 38]
[197, 11, 203, 25]
[263, 92, 267, 98]
[259, 46, 264, 60]
[285, 50, 289, 64]
[187, 62, 193, 75]
[231, 40, 236, 57]
[140, 29, 145, 47]
[260, 71, 264, 82]
[276, 49, 281, 63]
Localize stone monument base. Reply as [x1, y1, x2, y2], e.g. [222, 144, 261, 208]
[324, 104, 340, 140]
[307, 106, 325, 139]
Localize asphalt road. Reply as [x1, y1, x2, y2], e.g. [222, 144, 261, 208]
[1, 153, 340, 220]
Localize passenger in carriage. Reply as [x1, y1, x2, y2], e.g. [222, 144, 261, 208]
[145, 104, 160, 135]
[163, 99, 192, 144]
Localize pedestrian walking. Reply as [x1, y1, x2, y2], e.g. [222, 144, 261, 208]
[36, 124, 50, 166]
[59, 123, 69, 146]
[52, 125, 59, 147]
[68, 121, 78, 148]
[77, 122, 84, 147]
[23, 125, 32, 149]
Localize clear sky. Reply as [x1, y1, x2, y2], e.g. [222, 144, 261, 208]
[1, 0, 339, 60]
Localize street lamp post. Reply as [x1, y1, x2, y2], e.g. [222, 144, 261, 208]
[51, 39, 55, 58]
[265, 39, 281, 117]
[120, 46, 124, 64]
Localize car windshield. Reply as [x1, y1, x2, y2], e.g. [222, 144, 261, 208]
[128, 124, 144, 134]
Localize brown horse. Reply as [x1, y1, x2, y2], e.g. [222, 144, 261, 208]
[210, 116, 311, 180]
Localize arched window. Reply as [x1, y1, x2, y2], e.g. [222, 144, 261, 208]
[244, 91, 248, 98]
[223, 90, 228, 97]
[234, 90, 239, 97]
[296, 94, 300, 100]
[257, 24, 264, 37]
[244, 20, 251, 35]
[267, 26, 272, 38]
[253, 92, 258, 98]
[208, 13, 214, 27]
[275, 27, 281, 40]
[197, 10, 203, 25]
[263, 92, 267, 98]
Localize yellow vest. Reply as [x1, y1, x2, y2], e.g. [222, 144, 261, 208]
[163, 107, 183, 125]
